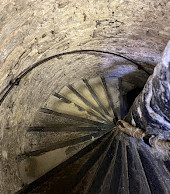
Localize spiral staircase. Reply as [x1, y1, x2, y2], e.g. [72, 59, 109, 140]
[16, 76, 170, 194]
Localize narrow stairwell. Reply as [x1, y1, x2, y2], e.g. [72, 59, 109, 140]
[16, 76, 170, 194]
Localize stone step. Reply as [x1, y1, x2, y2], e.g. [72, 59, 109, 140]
[127, 145, 147, 194]
[33, 110, 97, 128]
[17, 129, 111, 187]
[83, 77, 114, 119]
[46, 94, 107, 123]
[71, 129, 119, 194]
[87, 130, 120, 194]
[101, 76, 121, 121]
[118, 134, 129, 194]
[17, 131, 112, 193]
[68, 83, 112, 123]
[138, 145, 170, 193]
[39, 108, 109, 127]
[59, 84, 111, 123]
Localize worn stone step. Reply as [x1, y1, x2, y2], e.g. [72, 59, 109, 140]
[87, 129, 119, 194]
[68, 83, 112, 123]
[39, 108, 108, 127]
[99, 132, 120, 194]
[138, 144, 170, 194]
[17, 131, 112, 193]
[18, 129, 111, 159]
[17, 129, 111, 186]
[83, 77, 114, 120]
[27, 125, 109, 133]
[59, 85, 110, 123]
[101, 76, 121, 121]
[33, 111, 97, 128]
[18, 140, 91, 186]
[118, 135, 129, 194]
[45, 94, 107, 123]
[128, 141, 151, 194]
[71, 129, 118, 194]
[53, 92, 110, 123]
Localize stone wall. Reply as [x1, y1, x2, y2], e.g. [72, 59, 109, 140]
[0, 0, 170, 193]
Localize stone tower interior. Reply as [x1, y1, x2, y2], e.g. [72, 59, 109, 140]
[0, 0, 170, 193]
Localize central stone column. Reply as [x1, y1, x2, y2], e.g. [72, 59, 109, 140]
[125, 41, 170, 139]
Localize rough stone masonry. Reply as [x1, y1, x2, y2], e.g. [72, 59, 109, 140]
[0, 0, 170, 193]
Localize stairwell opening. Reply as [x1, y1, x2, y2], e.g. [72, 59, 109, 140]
[0, 47, 151, 192]
[13, 55, 150, 191]
[122, 87, 143, 117]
